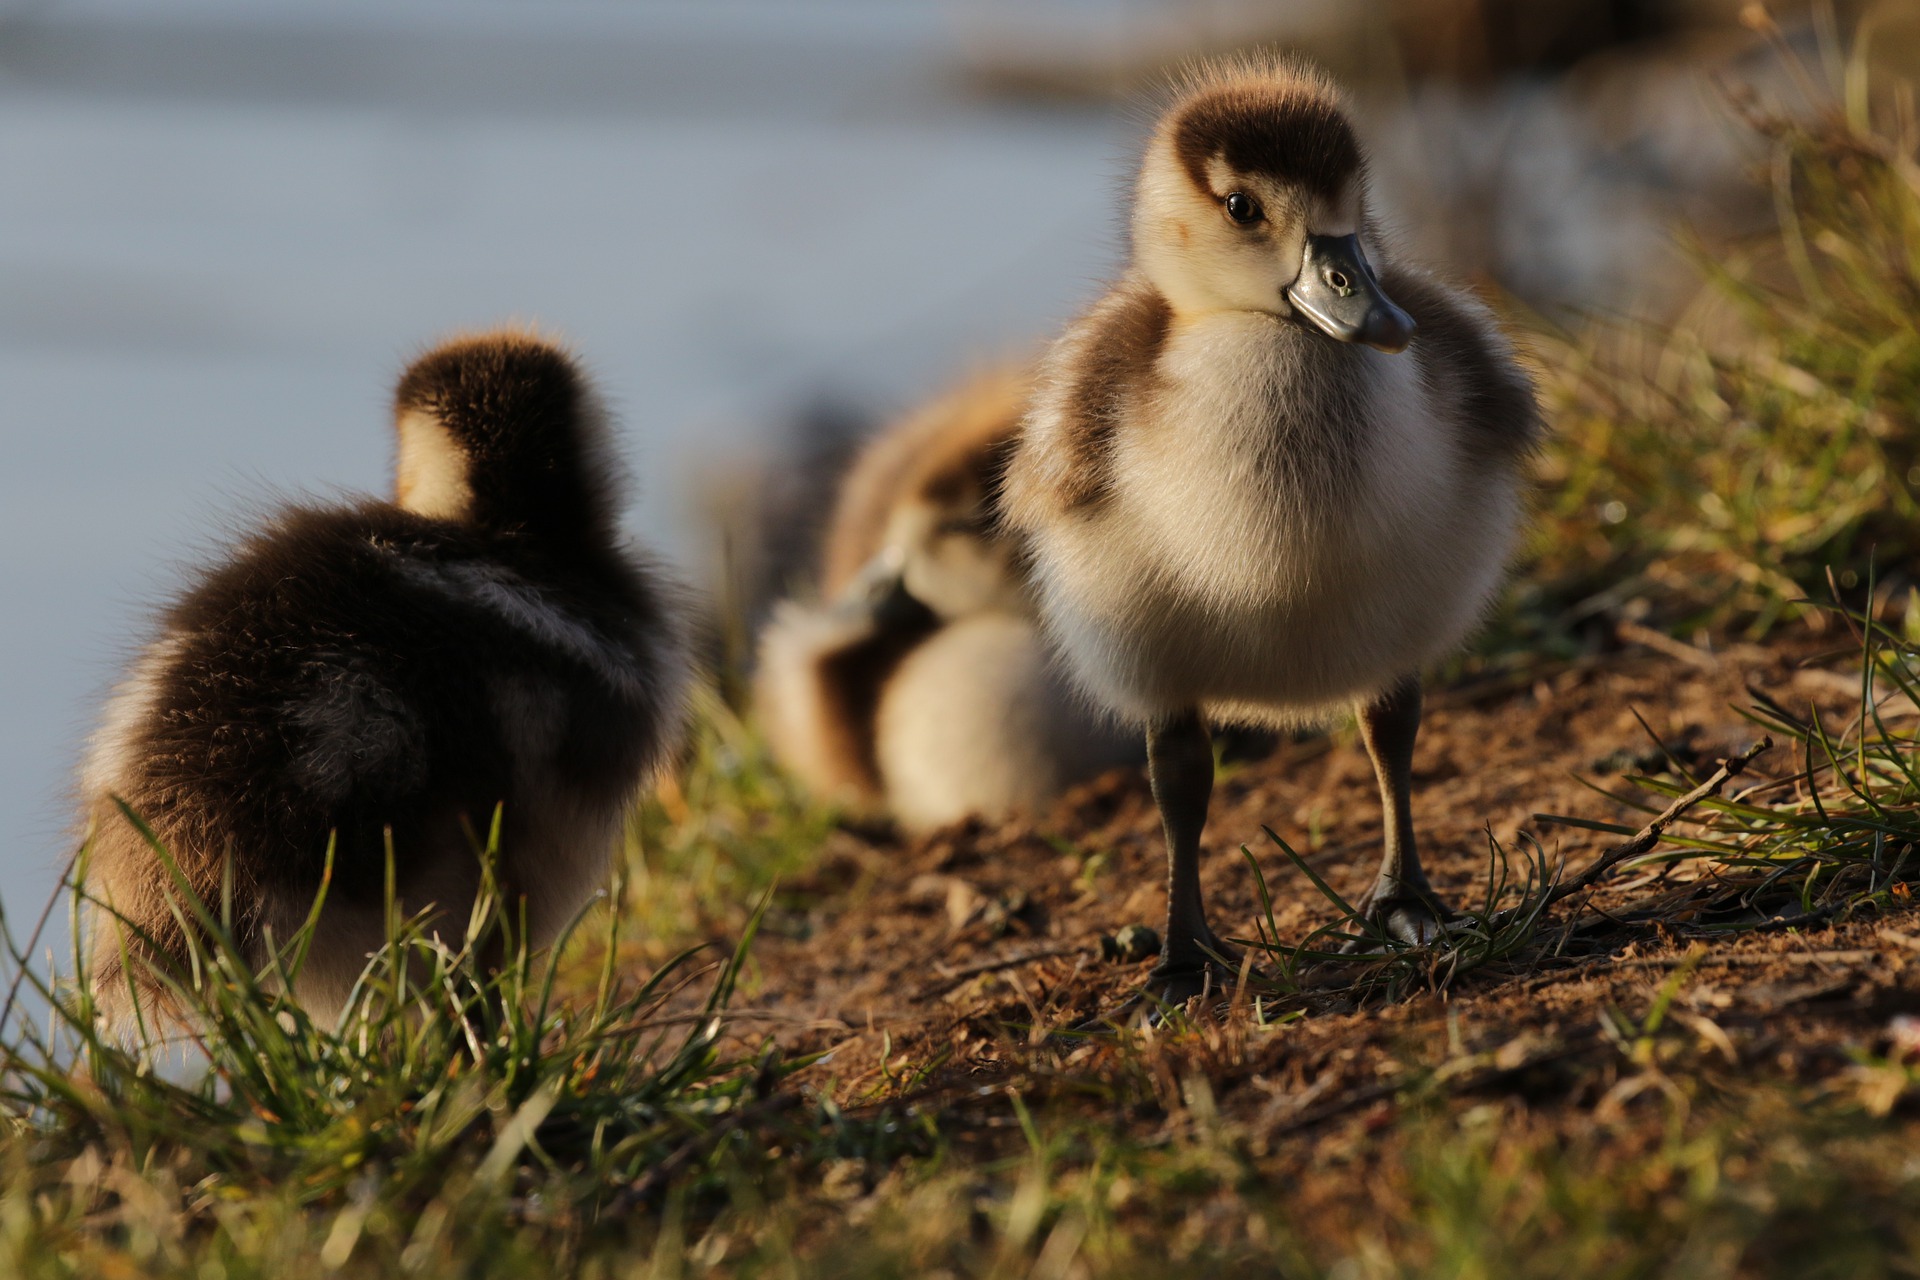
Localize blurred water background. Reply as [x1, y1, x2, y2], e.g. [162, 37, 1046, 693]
[1, 0, 1910, 955]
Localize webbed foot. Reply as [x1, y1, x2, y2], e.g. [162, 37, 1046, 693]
[1338, 881, 1455, 953]
[1147, 944, 1244, 1007]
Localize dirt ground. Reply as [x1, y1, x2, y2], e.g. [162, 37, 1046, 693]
[691, 627, 1920, 1193]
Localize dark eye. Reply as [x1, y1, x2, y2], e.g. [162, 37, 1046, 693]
[1224, 192, 1262, 225]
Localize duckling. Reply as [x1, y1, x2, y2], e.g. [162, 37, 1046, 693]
[1003, 56, 1540, 998]
[79, 332, 689, 1030]
[756, 366, 1136, 831]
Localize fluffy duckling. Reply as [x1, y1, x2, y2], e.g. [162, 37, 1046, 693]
[80, 332, 689, 1030]
[1004, 56, 1539, 997]
[756, 367, 1136, 832]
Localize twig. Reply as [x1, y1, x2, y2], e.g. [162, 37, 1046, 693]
[1426, 653, 1612, 711]
[626, 1009, 853, 1033]
[1730, 903, 1849, 934]
[1616, 620, 1723, 670]
[1267, 1079, 1400, 1136]
[915, 943, 1085, 1000]
[1622, 948, 1873, 968]
[1539, 738, 1773, 911]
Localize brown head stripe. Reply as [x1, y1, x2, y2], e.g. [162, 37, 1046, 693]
[1171, 87, 1360, 202]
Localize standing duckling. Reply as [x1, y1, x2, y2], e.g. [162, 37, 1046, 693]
[1004, 56, 1539, 998]
[756, 367, 1136, 832]
[80, 332, 689, 1030]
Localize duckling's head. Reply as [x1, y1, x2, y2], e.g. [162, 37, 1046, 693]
[392, 331, 620, 544]
[1132, 56, 1414, 352]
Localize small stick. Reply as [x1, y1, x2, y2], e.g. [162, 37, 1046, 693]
[1540, 738, 1773, 911]
[1617, 619, 1721, 670]
[1624, 948, 1873, 968]
[916, 943, 1084, 1000]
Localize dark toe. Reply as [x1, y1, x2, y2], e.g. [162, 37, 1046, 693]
[1378, 898, 1450, 945]
[1068, 953, 1271, 1032]
[1338, 896, 1453, 954]
[1148, 966, 1225, 1008]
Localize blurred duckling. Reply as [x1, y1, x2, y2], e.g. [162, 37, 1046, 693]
[756, 366, 1136, 832]
[1004, 56, 1540, 998]
[80, 332, 689, 1030]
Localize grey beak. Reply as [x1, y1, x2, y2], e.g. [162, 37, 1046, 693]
[1283, 234, 1416, 354]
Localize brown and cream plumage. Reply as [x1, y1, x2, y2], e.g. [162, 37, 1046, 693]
[756, 366, 1136, 832]
[1004, 55, 1540, 999]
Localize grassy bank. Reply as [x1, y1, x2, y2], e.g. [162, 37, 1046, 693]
[7, 53, 1920, 1280]
[1516, 42, 1920, 650]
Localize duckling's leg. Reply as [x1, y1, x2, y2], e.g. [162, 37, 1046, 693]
[1147, 709, 1240, 1000]
[1348, 676, 1452, 946]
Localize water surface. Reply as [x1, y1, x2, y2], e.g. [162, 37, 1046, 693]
[0, 0, 1129, 942]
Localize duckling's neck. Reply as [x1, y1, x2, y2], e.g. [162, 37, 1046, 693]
[1159, 294, 1383, 428]
[394, 410, 617, 551]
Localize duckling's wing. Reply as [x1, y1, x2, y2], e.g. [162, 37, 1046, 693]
[1004, 281, 1172, 524]
[1379, 265, 1542, 467]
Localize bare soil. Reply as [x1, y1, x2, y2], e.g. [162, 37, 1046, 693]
[684, 628, 1920, 1199]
